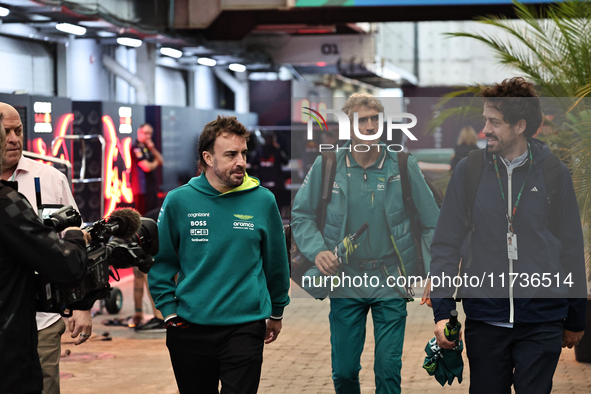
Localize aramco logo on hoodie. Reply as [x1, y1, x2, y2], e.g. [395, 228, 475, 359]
[233, 214, 255, 231]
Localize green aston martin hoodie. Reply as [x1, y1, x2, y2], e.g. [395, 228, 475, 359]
[148, 173, 290, 325]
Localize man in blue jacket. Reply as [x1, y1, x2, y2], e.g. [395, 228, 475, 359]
[430, 77, 587, 394]
[292, 93, 439, 394]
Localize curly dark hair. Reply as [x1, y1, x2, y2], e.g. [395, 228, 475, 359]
[198, 115, 250, 171]
[480, 77, 543, 139]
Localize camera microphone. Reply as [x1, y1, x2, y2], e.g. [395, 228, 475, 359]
[105, 208, 142, 239]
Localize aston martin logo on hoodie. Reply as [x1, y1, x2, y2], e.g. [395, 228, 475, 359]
[233, 214, 255, 231]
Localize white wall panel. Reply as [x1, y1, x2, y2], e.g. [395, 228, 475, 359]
[32, 55, 54, 95]
[193, 65, 216, 110]
[114, 46, 137, 104]
[155, 66, 187, 107]
[66, 37, 110, 101]
[377, 20, 524, 87]
[0, 36, 54, 95]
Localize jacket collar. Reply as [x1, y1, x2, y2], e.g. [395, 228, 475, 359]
[483, 137, 551, 169]
[5, 156, 29, 181]
[344, 148, 387, 169]
[337, 140, 393, 169]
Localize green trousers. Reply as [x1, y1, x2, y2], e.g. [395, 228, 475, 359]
[329, 297, 407, 394]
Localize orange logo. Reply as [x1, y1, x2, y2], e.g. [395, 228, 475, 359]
[103, 115, 133, 217]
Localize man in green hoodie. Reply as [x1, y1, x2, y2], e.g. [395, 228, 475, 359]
[148, 115, 290, 394]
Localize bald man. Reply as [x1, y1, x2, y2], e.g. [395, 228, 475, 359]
[0, 102, 93, 394]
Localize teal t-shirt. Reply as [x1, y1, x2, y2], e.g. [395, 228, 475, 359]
[345, 150, 395, 260]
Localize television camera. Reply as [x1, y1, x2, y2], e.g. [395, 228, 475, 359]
[36, 206, 159, 316]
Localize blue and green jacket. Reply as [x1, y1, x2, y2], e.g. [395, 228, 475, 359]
[148, 173, 290, 325]
[291, 142, 440, 285]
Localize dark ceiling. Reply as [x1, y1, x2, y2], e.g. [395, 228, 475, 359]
[187, 3, 549, 41]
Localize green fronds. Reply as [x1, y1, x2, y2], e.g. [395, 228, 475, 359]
[447, 0, 591, 98]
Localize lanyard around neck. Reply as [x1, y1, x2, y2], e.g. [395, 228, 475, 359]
[493, 147, 533, 233]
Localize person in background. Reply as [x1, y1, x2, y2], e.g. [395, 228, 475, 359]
[130, 123, 165, 331]
[131, 123, 164, 215]
[450, 126, 479, 170]
[250, 130, 289, 217]
[131, 265, 166, 331]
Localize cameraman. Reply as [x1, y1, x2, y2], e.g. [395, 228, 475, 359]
[0, 114, 89, 394]
[0, 102, 93, 394]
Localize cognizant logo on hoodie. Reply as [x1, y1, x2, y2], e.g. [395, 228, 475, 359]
[189, 212, 210, 241]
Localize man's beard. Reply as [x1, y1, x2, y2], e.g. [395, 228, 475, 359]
[213, 159, 244, 189]
[488, 128, 519, 158]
